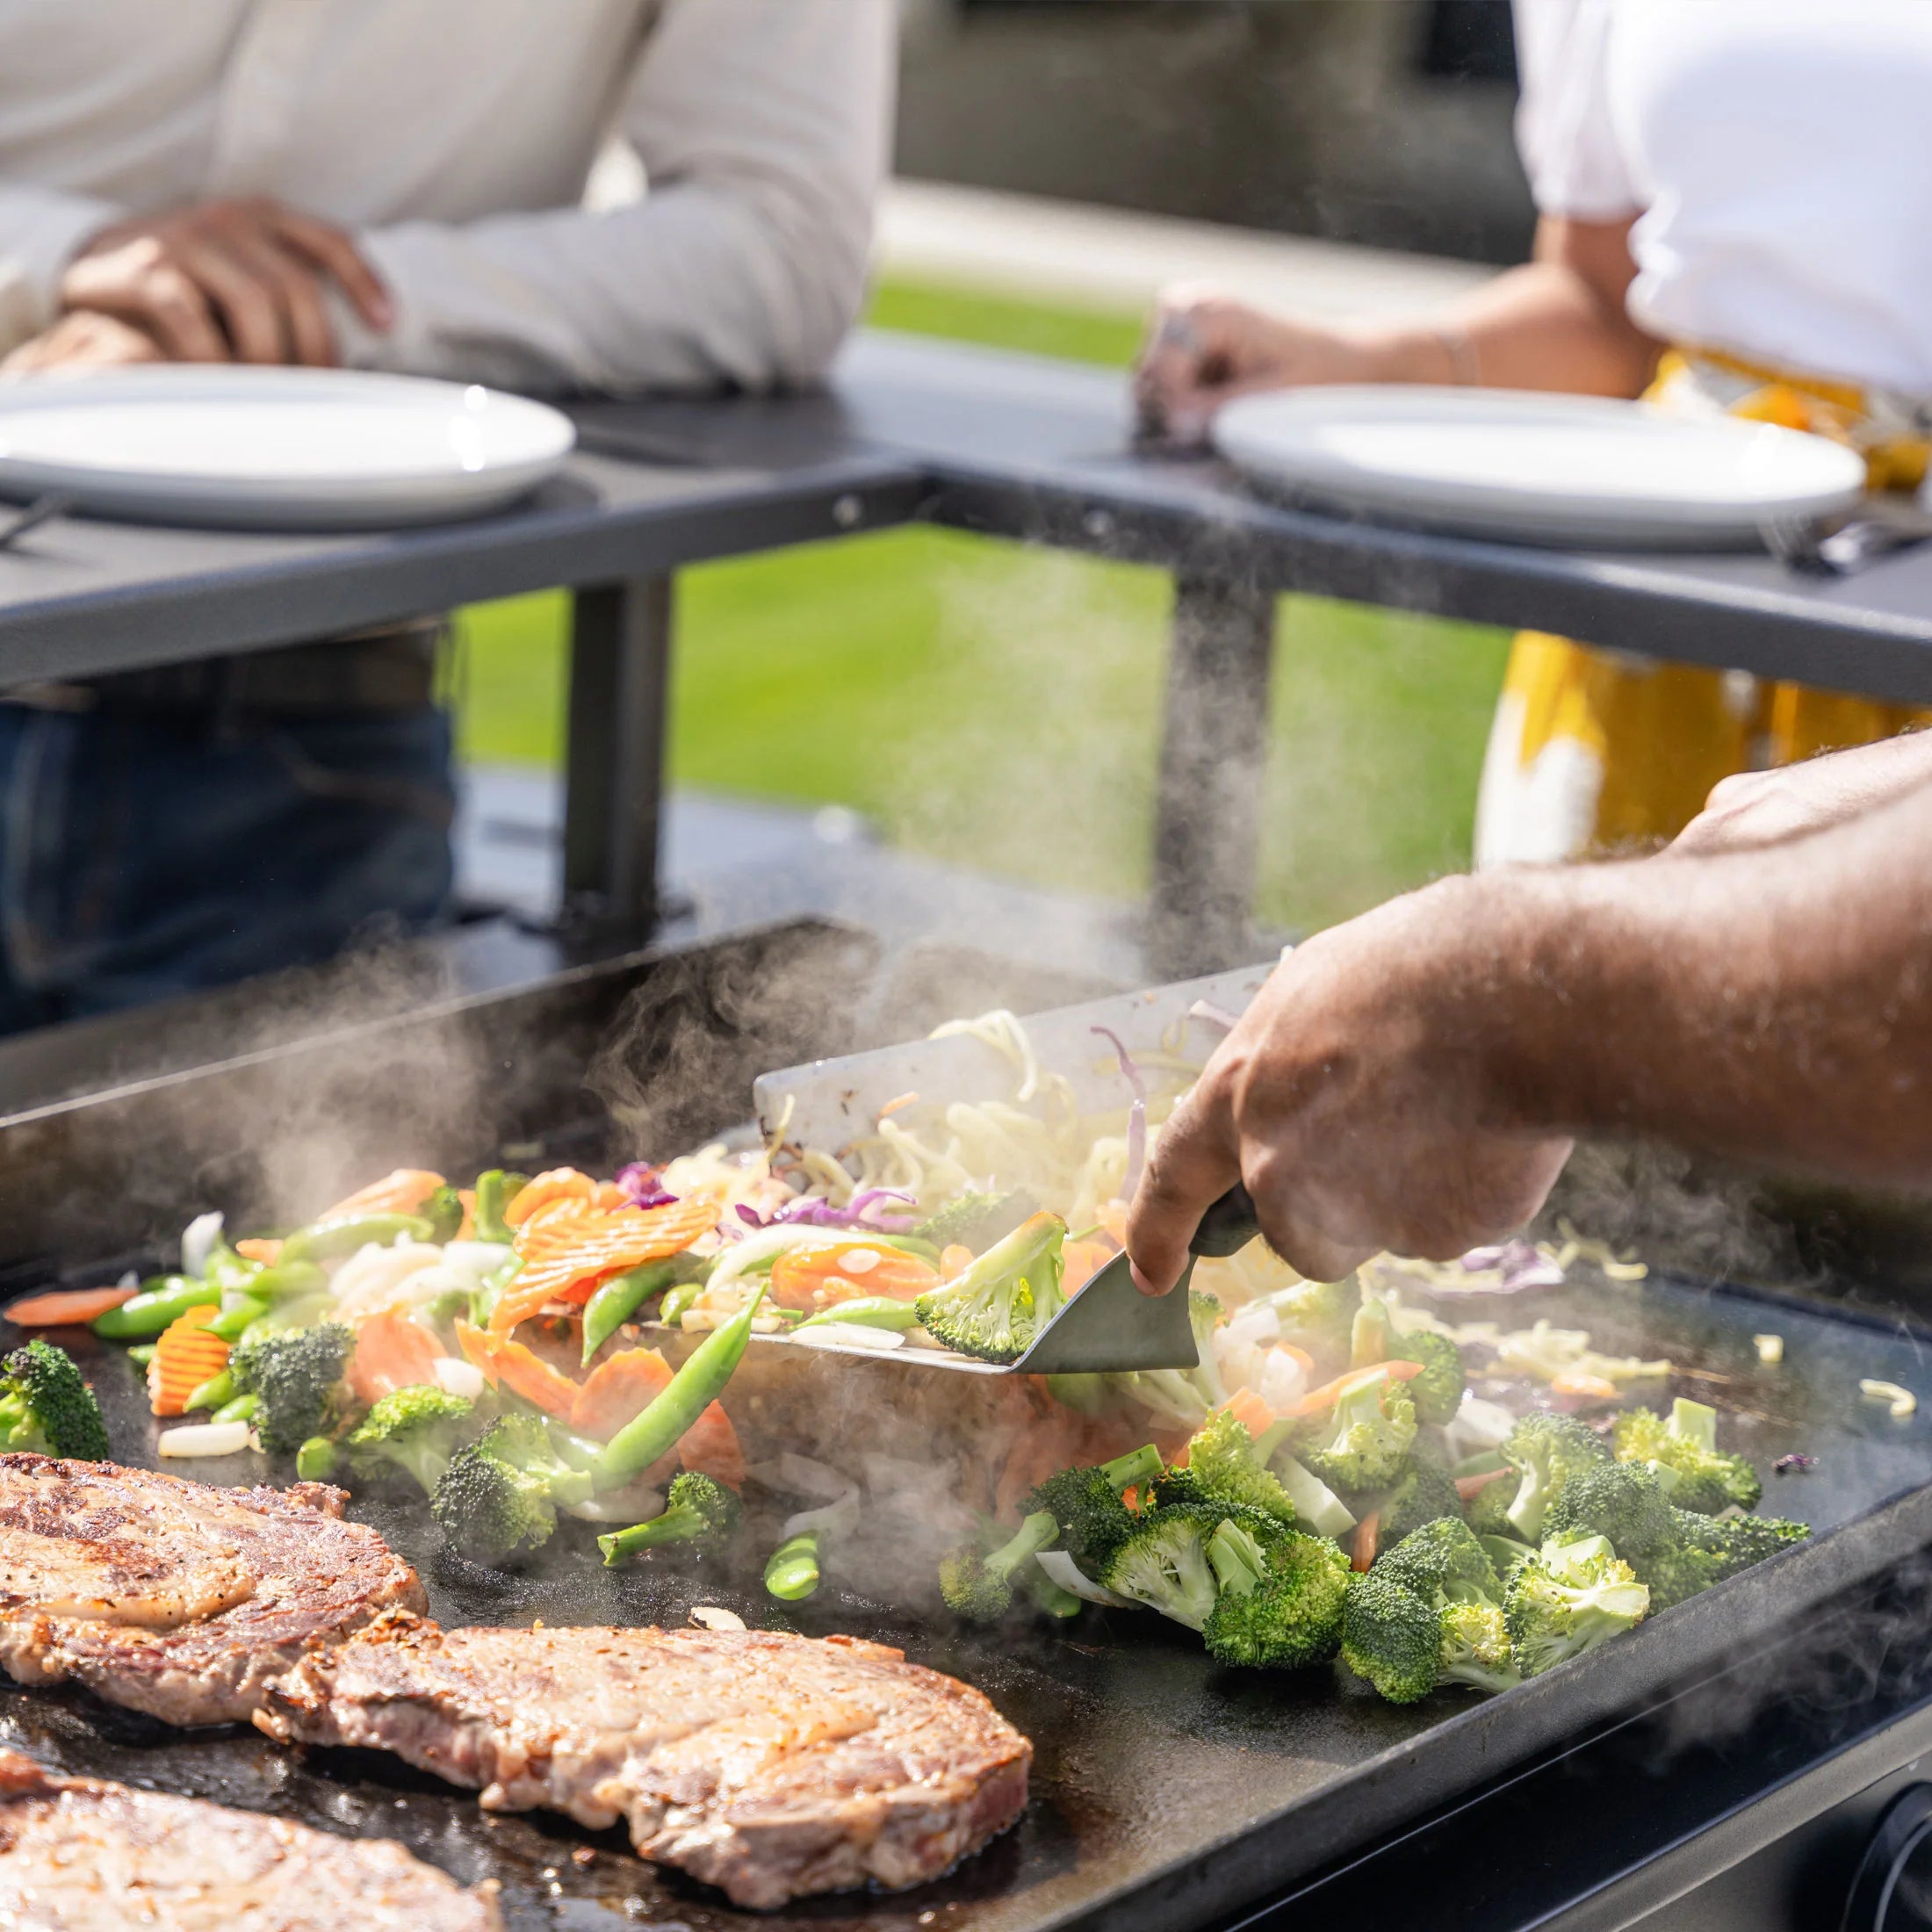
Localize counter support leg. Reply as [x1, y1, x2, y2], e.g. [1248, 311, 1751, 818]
[1148, 573, 1276, 978]
[562, 575, 673, 934]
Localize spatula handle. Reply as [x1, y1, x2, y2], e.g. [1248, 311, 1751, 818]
[1190, 1183, 1261, 1258]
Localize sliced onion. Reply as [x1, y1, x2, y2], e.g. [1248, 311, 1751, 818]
[439, 1241, 514, 1285]
[782, 1489, 861, 1542]
[776, 1452, 855, 1501]
[789, 1324, 905, 1351]
[706, 1225, 831, 1294]
[1035, 1549, 1133, 1608]
[690, 1605, 746, 1632]
[181, 1212, 224, 1280]
[431, 1357, 487, 1401]
[158, 1421, 253, 1459]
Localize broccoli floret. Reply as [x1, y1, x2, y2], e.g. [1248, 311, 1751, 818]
[1350, 1297, 1393, 1370]
[1188, 1289, 1229, 1404]
[598, 1471, 743, 1565]
[1341, 1566, 1444, 1703]
[914, 1211, 1066, 1363]
[1613, 1398, 1762, 1514]
[1465, 1469, 1518, 1539]
[1544, 1459, 1675, 1560]
[1024, 1442, 1164, 1573]
[1383, 1330, 1466, 1427]
[939, 1510, 1060, 1622]
[1373, 1455, 1463, 1548]
[1477, 1532, 1539, 1582]
[1504, 1532, 1649, 1676]
[429, 1413, 594, 1566]
[1161, 1409, 1307, 1526]
[1497, 1411, 1612, 1542]
[1346, 1518, 1520, 1702]
[419, 1185, 465, 1243]
[1375, 1517, 1502, 1604]
[1674, 1508, 1808, 1571]
[346, 1385, 478, 1495]
[1629, 1544, 1728, 1611]
[229, 1323, 352, 1456]
[0, 1340, 109, 1460]
[1201, 1517, 1351, 1670]
[1438, 1600, 1519, 1694]
[1291, 1370, 1417, 1496]
[913, 1190, 1033, 1252]
[1267, 1278, 1355, 1369]
[1101, 1504, 1228, 1631]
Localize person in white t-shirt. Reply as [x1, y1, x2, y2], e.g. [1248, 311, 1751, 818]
[1135, 0, 1932, 868]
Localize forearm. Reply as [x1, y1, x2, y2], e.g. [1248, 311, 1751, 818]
[1477, 793, 1932, 1185]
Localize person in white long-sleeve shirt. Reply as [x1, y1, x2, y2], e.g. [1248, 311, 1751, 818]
[0, 0, 894, 1032]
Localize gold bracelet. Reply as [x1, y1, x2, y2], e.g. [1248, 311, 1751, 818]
[1432, 324, 1481, 386]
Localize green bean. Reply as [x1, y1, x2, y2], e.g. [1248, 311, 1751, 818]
[278, 1213, 434, 1265]
[245, 1261, 328, 1302]
[471, 1170, 528, 1245]
[92, 1276, 220, 1340]
[657, 1280, 703, 1330]
[796, 1297, 920, 1331]
[581, 1262, 676, 1366]
[126, 1344, 157, 1367]
[184, 1368, 235, 1415]
[591, 1285, 765, 1491]
[212, 1392, 260, 1426]
[764, 1530, 821, 1601]
[206, 1296, 270, 1344]
[295, 1436, 338, 1481]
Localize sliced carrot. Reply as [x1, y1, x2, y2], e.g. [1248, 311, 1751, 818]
[1096, 1200, 1129, 1248]
[487, 1337, 582, 1423]
[491, 1198, 720, 1335]
[1287, 1359, 1426, 1419]
[591, 1181, 631, 1213]
[1220, 1387, 1278, 1438]
[504, 1168, 597, 1229]
[318, 1169, 446, 1222]
[768, 1239, 939, 1313]
[1549, 1371, 1619, 1402]
[678, 1401, 746, 1489]
[455, 1190, 477, 1242]
[1455, 1467, 1515, 1502]
[940, 1243, 974, 1281]
[149, 1308, 228, 1417]
[571, 1346, 673, 1441]
[4, 1285, 137, 1328]
[1352, 1512, 1380, 1572]
[234, 1237, 283, 1265]
[455, 1320, 501, 1389]
[1063, 1239, 1116, 1296]
[347, 1309, 443, 1407]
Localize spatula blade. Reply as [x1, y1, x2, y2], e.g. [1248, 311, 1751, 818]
[1010, 1251, 1200, 1374]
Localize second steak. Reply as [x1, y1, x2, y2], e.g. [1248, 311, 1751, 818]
[259, 1611, 1034, 1908]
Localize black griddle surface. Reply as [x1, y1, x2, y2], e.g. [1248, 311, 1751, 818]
[7, 1265, 1932, 1932]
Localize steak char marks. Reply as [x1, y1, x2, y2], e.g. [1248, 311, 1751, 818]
[261, 1612, 1034, 1908]
[0, 1746, 501, 1929]
[0, 1453, 426, 1726]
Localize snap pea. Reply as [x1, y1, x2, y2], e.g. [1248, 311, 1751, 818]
[471, 1170, 528, 1245]
[656, 1280, 703, 1330]
[213, 1391, 260, 1426]
[868, 1235, 943, 1265]
[471, 1258, 521, 1329]
[245, 1261, 328, 1302]
[796, 1297, 920, 1332]
[126, 1344, 157, 1367]
[278, 1213, 434, 1265]
[591, 1284, 764, 1491]
[581, 1262, 677, 1366]
[206, 1295, 270, 1344]
[92, 1276, 220, 1340]
[764, 1530, 820, 1601]
[203, 1244, 264, 1293]
[295, 1436, 338, 1481]
[184, 1368, 235, 1415]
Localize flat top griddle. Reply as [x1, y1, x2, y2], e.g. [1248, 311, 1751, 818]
[9, 1261, 1932, 1932]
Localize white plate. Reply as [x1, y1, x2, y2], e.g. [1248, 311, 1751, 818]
[1211, 385, 1868, 549]
[0, 365, 576, 530]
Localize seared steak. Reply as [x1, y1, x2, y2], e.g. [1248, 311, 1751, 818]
[260, 1612, 1033, 1907]
[0, 1747, 500, 1929]
[0, 1454, 425, 1726]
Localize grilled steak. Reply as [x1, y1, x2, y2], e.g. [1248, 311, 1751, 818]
[260, 1612, 1033, 1908]
[0, 1454, 425, 1726]
[0, 1746, 500, 1929]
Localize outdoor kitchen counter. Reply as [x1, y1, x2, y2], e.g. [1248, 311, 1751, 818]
[3, 329, 1931, 967]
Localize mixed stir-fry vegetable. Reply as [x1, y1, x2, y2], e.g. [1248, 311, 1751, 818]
[0, 1007, 1827, 1706]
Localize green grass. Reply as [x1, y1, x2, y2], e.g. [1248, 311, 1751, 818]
[453, 278, 1510, 934]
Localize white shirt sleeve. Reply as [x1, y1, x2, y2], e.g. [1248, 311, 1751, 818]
[0, 183, 122, 351]
[337, 0, 893, 395]
[1511, 0, 1640, 220]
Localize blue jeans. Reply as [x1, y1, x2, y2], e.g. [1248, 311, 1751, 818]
[0, 703, 455, 1034]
